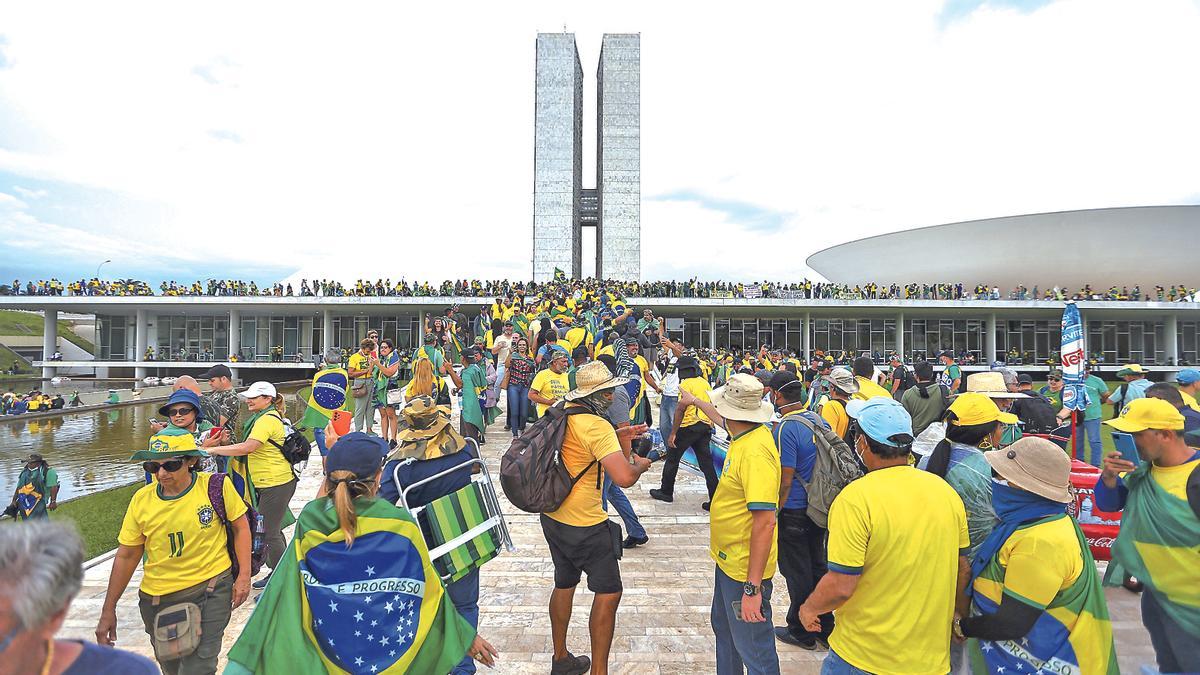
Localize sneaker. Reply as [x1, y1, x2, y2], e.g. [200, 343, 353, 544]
[649, 488, 673, 503]
[550, 652, 591, 675]
[701, 501, 711, 512]
[251, 574, 272, 590]
[622, 535, 649, 549]
[774, 627, 819, 650]
[503, 424, 511, 431]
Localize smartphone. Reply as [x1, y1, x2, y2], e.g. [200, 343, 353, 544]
[1111, 432, 1141, 464]
[730, 601, 744, 622]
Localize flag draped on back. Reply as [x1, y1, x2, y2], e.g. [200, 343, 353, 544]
[1059, 302, 1090, 413]
[225, 497, 476, 675]
[309, 367, 350, 419]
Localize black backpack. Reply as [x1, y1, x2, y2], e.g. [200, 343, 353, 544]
[264, 412, 312, 473]
[500, 402, 602, 513]
[208, 472, 265, 579]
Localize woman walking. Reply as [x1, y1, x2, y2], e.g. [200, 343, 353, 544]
[499, 336, 535, 437]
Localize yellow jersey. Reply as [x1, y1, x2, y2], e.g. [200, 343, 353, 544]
[544, 409, 621, 527]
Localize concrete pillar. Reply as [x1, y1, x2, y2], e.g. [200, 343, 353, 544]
[895, 312, 905, 361]
[709, 311, 716, 350]
[229, 309, 242, 361]
[134, 309, 148, 379]
[803, 311, 811, 362]
[985, 313, 998, 365]
[322, 309, 334, 357]
[41, 308, 58, 379]
[1165, 314, 1179, 368]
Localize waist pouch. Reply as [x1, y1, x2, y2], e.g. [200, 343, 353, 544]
[143, 572, 225, 662]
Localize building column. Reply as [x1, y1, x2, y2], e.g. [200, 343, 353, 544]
[134, 309, 148, 379]
[803, 311, 811, 362]
[895, 312, 905, 360]
[1165, 314, 1179, 370]
[228, 309, 241, 361]
[322, 309, 334, 358]
[985, 313, 998, 365]
[41, 309, 58, 379]
[709, 311, 716, 350]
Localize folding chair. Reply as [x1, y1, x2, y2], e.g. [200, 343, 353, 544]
[393, 441, 515, 584]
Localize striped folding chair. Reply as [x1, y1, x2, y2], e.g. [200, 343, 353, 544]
[393, 442, 515, 584]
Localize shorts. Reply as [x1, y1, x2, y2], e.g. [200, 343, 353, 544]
[540, 514, 623, 594]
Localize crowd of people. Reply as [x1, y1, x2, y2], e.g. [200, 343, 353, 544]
[1, 390, 70, 415]
[5, 275, 1198, 302]
[5, 286, 1199, 674]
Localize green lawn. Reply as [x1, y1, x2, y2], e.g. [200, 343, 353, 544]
[0, 309, 96, 354]
[50, 482, 140, 559]
[0, 343, 30, 380]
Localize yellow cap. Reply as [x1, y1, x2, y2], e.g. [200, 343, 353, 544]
[947, 392, 1019, 426]
[1103, 397, 1185, 433]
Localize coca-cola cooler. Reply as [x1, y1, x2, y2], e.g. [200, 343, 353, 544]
[1065, 459, 1121, 561]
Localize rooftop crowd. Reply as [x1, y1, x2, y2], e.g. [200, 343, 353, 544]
[5, 276, 1198, 302]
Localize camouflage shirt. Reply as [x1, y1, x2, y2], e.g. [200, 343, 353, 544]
[203, 388, 242, 441]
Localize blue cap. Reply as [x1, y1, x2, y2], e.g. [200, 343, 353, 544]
[327, 432, 386, 479]
[845, 397, 914, 447]
[1177, 369, 1200, 385]
[158, 389, 204, 423]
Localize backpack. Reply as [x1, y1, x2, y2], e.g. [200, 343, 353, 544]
[208, 473, 265, 579]
[263, 412, 312, 475]
[1111, 383, 1130, 419]
[500, 402, 602, 513]
[892, 365, 914, 394]
[776, 412, 865, 528]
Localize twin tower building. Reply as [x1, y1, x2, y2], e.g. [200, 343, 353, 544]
[533, 33, 640, 282]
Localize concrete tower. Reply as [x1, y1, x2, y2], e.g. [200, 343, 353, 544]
[532, 33, 584, 281]
[596, 34, 641, 281]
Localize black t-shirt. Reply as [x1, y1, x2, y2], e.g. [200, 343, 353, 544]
[1012, 391, 1058, 434]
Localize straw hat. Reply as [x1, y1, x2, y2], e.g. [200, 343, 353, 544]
[962, 372, 1024, 399]
[393, 396, 466, 460]
[564, 361, 630, 401]
[710, 373, 773, 423]
[983, 436, 1072, 503]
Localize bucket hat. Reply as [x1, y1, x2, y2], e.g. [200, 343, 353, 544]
[130, 426, 208, 462]
[963, 372, 1023, 399]
[826, 367, 859, 395]
[983, 436, 1072, 503]
[710, 373, 773, 423]
[564, 361, 630, 401]
[158, 389, 204, 422]
[393, 396, 466, 460]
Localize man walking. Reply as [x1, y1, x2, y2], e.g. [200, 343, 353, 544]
[679, 373, 781, 674]
[541, 361, 651, 675]
[1096, 398, 1200, 673]
[651, 355, 720, 509]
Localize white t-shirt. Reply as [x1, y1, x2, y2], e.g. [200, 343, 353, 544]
[494, 334, 512, 364]
[661, 356, 681, 397]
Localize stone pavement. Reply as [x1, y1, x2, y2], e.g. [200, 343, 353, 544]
[61, 406, 1158, 674]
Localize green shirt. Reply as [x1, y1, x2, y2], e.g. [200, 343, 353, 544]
[458, 363, 491, 430]
[1083, 375, 1108, 421]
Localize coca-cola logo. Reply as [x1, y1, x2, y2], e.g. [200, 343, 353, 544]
[1088, 537, 1116, 548]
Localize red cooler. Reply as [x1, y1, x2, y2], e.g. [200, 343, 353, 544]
[1065, 459, 1121, 561]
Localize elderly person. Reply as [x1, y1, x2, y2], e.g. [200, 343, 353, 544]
[2, 522, 156, 673]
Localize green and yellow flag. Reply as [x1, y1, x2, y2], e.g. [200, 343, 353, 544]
[225, 497, 475, 674]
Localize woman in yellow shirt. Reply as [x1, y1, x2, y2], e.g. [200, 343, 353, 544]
[97, 429, 251, 674]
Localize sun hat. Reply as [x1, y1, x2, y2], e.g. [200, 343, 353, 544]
[158, 389, 204, 422]
[963, 372, 1024, 399]
[946, 392, 1019, 426]
[983, 436, 1072, 503]
[564, 361, 630, 401]
[327, 432, 387, 478]
[846, 397, 914, 447]
[826, 367, 860, 394]
[1116, 364, 1147, 376]
[710, 373, 773, 423]
[1176, 368, 1200, 385]
[1104, 397, 1185, 433]
[238, 381, 277, 399]
[392, 396, 466, 460]
[130, 426, 208, 461]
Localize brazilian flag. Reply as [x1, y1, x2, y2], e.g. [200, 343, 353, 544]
[226, 497, 476, 674]
[553, 267, 568, 281]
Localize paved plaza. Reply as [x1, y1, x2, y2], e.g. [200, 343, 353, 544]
[60, 404, 1158, 673]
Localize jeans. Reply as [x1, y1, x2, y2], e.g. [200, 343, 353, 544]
[659, 423, 719, 499]
[602, 476, 646, 540]
[446, 569, 481, 674]
[353, 389, 375, 435]
[658, 394, 678, 442]
[777, 509, 833, 642]
[506, 385, 530, 436]
[1072, 417, 1103, 466]
[1142, 587, 1200, 673]
[820, 649, 873, 675]
[313, 427, 329, 457]
[711, 565, 780, 675]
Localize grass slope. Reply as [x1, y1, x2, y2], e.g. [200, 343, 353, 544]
[50, 482, 140, 559]
[0, 309, 96, 354]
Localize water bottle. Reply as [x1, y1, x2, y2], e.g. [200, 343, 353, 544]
[252, 513, 266, 557]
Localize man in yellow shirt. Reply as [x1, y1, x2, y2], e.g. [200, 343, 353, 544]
[541, 362, 652, 675]
[679, 373, 781, 674]
[651, 355, 720, 507]
[851, 356, 893, 401]
[819, 368, 858, 440]
[799, 397, 970, 675]
[529, 349, 571, 417]
[1176, 368, 1200, 412]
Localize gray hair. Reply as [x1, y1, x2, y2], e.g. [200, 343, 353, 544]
[0, 521, 84, 629]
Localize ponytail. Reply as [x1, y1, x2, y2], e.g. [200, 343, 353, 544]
[325, 470, 377, 549]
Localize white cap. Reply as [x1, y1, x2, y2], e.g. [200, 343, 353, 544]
[238, 381, 277, 399]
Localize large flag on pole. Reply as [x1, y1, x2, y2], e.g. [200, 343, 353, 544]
[225, 498, 476, 674]
[1060, 301, 1091, 415]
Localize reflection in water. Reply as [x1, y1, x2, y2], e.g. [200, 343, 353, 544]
[0, 385, 305, 502]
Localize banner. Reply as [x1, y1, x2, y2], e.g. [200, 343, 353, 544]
[710, 290, 734, 299]
[1060, 302, 1090, 413]
[777, 289, 808, 300]
[743, 285, 762, 299]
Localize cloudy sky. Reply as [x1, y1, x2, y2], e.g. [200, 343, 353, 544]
[1, 0, 1198, 287]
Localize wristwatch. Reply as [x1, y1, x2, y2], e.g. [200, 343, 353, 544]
[952, 617, 965, 640]
[743, 582, 760, 597]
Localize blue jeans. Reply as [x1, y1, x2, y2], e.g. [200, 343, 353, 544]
[313, 427, 329, 457]
[820, 649, 873, 675]
[658, 394, 678, 441]
[446, 569, 480, 674]
[506, 385, 529, 435]
[1073, 417, 1103, 466]
[602, 477, 646, 540]
[711, 566, 780, 675]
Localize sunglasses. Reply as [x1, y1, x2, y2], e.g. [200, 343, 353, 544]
[143, 458, 186, 474]
[165, 406, 196, 417]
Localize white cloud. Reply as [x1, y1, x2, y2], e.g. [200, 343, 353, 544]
[0, 0, 1197, 283]
[11, 185, 46, 199]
